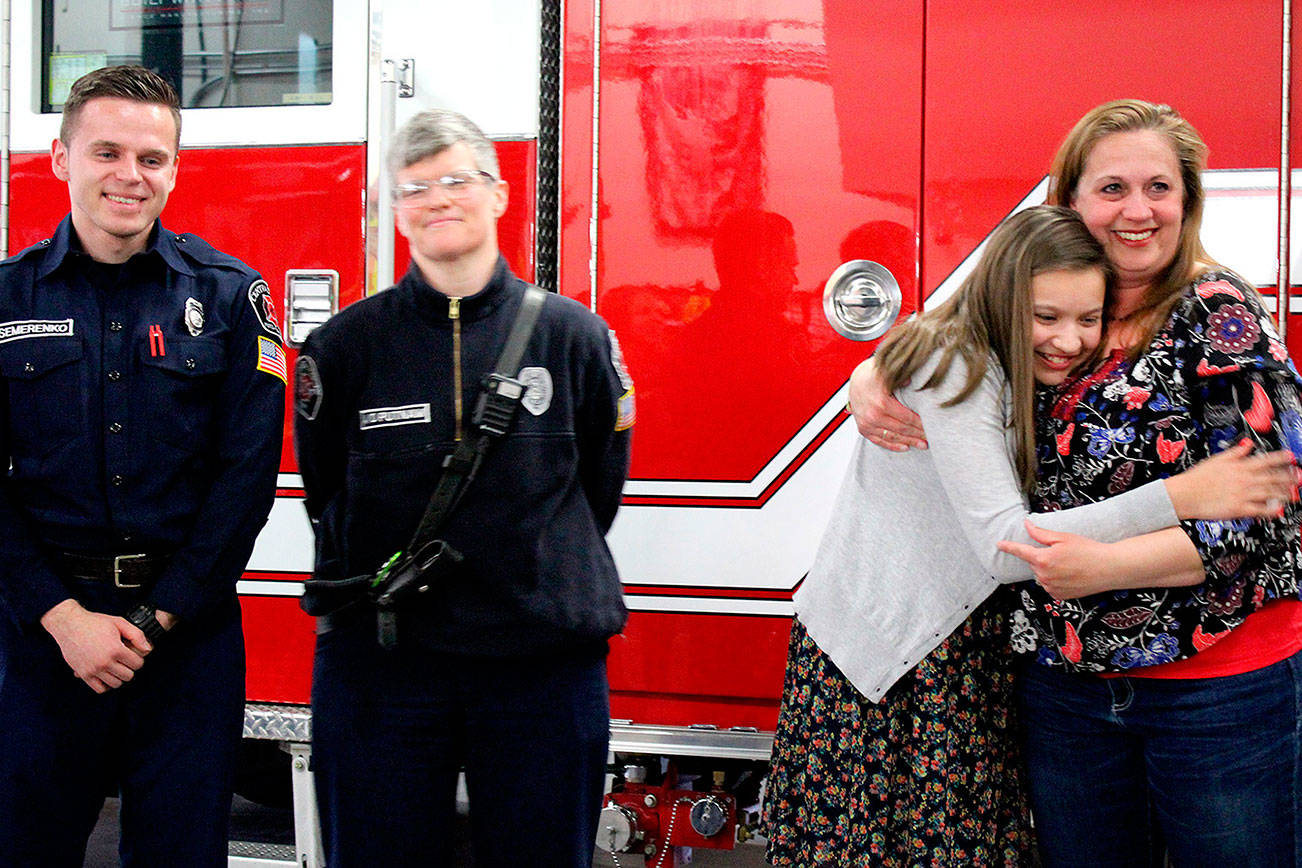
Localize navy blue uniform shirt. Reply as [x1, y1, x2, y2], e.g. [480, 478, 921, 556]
[294, 258, 633, 656]
[0, 216, 285, 626]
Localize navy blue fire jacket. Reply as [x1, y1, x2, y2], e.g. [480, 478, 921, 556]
[0, 217, 285, 626]
[294, 257, 633, 657]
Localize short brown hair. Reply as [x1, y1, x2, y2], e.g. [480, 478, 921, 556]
[60, 66, 181, 150]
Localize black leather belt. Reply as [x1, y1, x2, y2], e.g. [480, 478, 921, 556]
[55, 552, 168, 589]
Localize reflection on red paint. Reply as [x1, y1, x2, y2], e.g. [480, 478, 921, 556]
[586, 0, 923, 481]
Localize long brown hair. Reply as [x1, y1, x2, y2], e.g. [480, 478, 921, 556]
[1048, 99, 1221, 358]
[874, 206, 1113, 493]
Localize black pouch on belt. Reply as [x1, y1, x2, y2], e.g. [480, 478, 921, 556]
[368, 540, 464, 647]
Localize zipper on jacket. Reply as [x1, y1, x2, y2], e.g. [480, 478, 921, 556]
[449, 297, 463, 440]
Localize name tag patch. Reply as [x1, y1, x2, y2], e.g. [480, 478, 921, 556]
[359, 403, 432, 430]
[0, 319, 74, 344]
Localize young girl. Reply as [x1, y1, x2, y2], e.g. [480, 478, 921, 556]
[762, 205, 1295, 866]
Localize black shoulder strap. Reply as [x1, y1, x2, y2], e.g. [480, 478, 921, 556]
[496, 285, 547, 378]
[404, 285, 547, 553]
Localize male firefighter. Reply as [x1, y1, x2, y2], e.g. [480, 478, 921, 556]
[294, 109, 634, 866]
[0, 66, 285, 866]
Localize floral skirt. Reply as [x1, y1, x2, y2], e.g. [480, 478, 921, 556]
[764, 599, 1037, 867]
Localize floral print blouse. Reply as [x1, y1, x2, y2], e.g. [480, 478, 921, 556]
[1012, 271, 1302, 674]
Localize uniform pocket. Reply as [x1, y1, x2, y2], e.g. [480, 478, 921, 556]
[341, 439, 448, 576]
[137, 336, 229, 449]
[0, 337, 86, 455]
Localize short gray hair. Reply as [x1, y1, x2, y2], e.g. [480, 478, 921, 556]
[387, 109, 500, 182]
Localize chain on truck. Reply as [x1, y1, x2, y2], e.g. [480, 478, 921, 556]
[4, 0, 1301, 864]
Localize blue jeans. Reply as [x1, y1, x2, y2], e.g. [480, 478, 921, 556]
[1016, 650, 1302, 867]
[311, 621, 611, 868]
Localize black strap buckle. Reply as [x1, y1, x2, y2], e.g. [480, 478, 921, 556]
[113, 553, 148, 589]
[472, 373, 526, 436]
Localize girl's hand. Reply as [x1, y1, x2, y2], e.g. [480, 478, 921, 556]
[999, 522, 1205, 598]
[998, 521, 1112, 599]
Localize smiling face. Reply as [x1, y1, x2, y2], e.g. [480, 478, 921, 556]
[393, 142, 508, 276]
[1070, 129, 1184, 293]
[51, 96, 179, 263]
[1031, 267, 1106, 385]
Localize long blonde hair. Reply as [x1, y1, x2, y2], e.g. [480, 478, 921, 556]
[874, 206, 1113, 493]
[1048, 99, 1221, 358]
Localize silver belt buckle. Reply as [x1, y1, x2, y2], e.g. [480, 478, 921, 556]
[113, 553, 147, 589]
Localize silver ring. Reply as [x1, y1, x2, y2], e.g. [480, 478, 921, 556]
[881, 428, 889, 439]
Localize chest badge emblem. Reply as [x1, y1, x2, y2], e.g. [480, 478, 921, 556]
[184, 297, 205, 336]
[518, 366, 554, 416]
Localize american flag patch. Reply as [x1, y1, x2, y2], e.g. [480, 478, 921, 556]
[256, 335, 287, 383]
[615, 387, 636, 431]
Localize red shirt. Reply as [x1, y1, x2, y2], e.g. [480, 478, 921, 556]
[1122, 598, 1302, 679]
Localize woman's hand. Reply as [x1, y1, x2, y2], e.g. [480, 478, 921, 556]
[847, 357, 927, 451]
[999, 522, 1205, 599]
[1163, 439, 1299, 520]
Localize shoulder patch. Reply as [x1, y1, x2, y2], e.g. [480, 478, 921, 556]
[248, 280, 283, 341]
[256, 335, 287, 383]
[294, 355, 323, 419]
[519, 366, 554, 416]
[616, 387, 636, 432]
[609, 331, 634, 390]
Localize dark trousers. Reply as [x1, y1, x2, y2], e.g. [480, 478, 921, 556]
[0, 589, 244, 868]
[1017, 650, 1302, 868]
[311, 623, 611, 867]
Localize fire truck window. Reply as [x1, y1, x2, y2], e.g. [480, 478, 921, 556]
[41, 0, 333, 112]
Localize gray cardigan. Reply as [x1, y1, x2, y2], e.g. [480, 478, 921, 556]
[794, 353, 1176, 701]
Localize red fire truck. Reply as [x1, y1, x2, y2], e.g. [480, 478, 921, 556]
[5, 0, 1300, 864]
